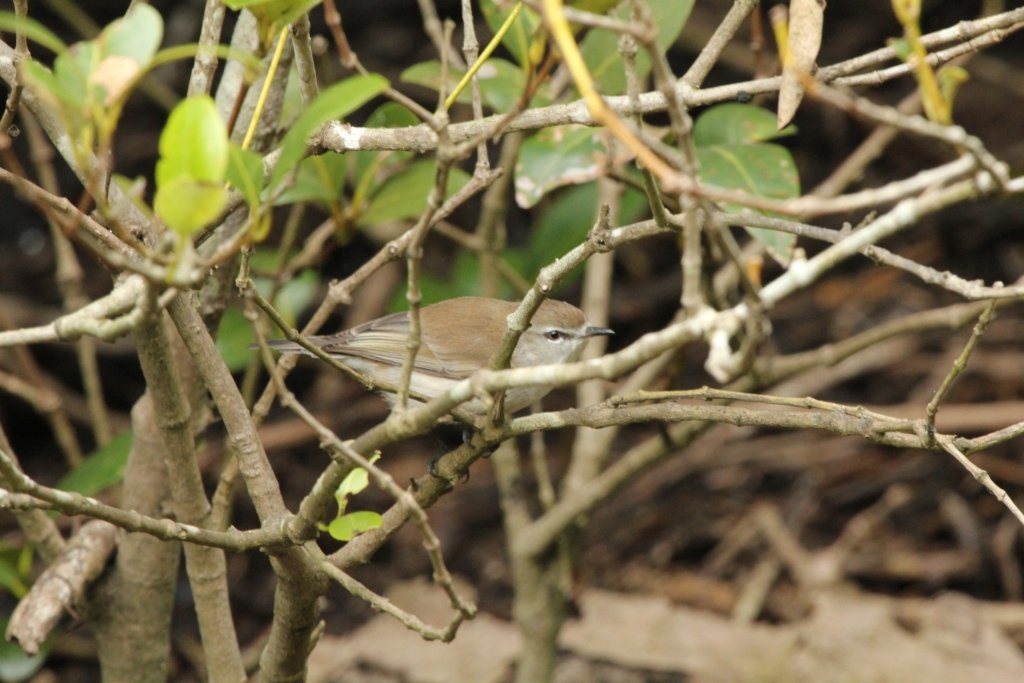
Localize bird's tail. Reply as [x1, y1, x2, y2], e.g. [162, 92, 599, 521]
[252, 338, 314, 355]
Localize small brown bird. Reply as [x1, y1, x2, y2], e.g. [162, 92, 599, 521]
[266, 296, 613, 414]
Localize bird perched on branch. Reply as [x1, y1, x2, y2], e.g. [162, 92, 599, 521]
[264, 296, 613, 415]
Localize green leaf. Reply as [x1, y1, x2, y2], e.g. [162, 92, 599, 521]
[52, 42, 97, 112]
[223, 0, 323, 30]
[0, 12, 68, 54]
[156, 96, 228, 187]
[887, 37, 913, 61]
[580, 0, 694, 95]
[57, 431, 132, 496]
[269, 74, 389, 190]
[19, 59, 67, 112]
[274, 270, 319, 326]
[216, 308, 255, 372]
[154, 177, 228, 237]
[390, 251, 487, 311]
[350, 103, 420, 200]
[274, 152, 347, 206]
[479, 0, 543, 68]
[101, 4, 163, 64]
[514, 126, 605, 208]
[515, 180, 647, 277]
[402, 58, 545, 113]
[696, 143, 800, 258]
[154, 96, 229, 236]
[216, 269, 319, 370]
[365, 101, 420, 129]
[326, 511, 383, 541]
[0, 551, 28, 597]
[696, 144, 799, 202]
[359, 160, 470, 226]
[336, 466, 370, 502]
[0, 618, 48, 682]
[693, 103, 796, 146]
[226, 143, 265, 207]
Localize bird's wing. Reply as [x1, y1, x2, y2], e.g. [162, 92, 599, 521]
[315, 312, 460, 379]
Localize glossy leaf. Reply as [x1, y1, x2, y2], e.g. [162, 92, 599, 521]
[57, 431, 132, 496]
[696, 143, 800, 258]
[514, 126, 604, 208]
[693, 103, 796, 146]
[269, 74, 388, 189]
[359, 160, 470, 226]
[580, 0, 694, 95]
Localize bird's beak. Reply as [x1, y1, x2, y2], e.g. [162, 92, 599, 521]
[584, 326, 614, 337]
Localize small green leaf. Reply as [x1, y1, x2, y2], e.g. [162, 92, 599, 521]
[154, 178, 228, 237]
[887, 37, 913, 61]
[326, 511, 383, 541]
[101, 4, 163, 64]
[57, 431, 132, 496]
[336, 466, 370, 502]
[156, 96, 229, 187]
[580, 0, 694, 95]
[693, 103, 796, 146]
[269, 74, 389, 190]
[154, 96, 229, 236]
[359, 160, 470, 225]
[514, 126, 604, 208]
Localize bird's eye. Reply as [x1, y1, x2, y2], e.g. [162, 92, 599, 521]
[544, 330, 563, 341]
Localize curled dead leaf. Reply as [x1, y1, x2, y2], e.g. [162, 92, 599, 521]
[777, 0, 825, 129]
